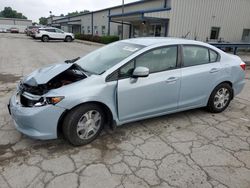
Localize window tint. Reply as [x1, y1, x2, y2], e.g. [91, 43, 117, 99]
[45, 29, 56, 32]
[56, 29, 64, 33]
[210, 49, 218, 62]
[183, 46, 209, 67]
[135, 46, 177, 73]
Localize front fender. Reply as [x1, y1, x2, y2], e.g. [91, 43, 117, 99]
[55, 82, 119, 123]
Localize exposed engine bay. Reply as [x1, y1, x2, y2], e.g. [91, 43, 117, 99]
[20, 64, 87, 95]
[18, 64, 87, 107]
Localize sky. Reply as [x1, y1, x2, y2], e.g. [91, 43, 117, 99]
[0, 0, 138, 22]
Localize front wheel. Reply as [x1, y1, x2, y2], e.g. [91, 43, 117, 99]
[207, 83, 233, 113]
[65, 36, 72, 42]
[62, 104, 105, 146]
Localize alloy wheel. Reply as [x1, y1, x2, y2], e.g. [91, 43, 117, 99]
[76, 110, 102, 140]
[213, 88, 230, 109]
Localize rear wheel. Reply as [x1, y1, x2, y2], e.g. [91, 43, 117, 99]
[42, 35, 49, 42]
[207, 83, 233, 113]
[65, 36, 72, 42]
[62, 104, 105, 146]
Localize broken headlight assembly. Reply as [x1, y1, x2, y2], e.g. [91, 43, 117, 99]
[33, 96, 65, 107]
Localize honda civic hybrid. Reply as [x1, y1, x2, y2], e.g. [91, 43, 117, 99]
[8, 38, 246, 146]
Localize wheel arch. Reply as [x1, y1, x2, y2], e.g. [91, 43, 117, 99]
[65, 35, 72, 39]
[207, 80, 234, 106]
[57, 101, 115, 138]
[216, 81, 234, 99]
[42, 35, 49, 38]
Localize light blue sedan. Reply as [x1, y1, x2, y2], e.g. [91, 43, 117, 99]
[9, 38, 246, 146]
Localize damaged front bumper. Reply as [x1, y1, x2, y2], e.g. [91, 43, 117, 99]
[9, 92, 65, 140]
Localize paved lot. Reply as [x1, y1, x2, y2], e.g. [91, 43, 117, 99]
[0, 33, 250, 188]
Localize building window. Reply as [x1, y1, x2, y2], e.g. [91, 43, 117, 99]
[94, 26, 98, 35]
[210, 27, 220, 40]
[102, 26, 106, 35]
[155, 25, 162, 37]
[87, 26, 91, 34]
[242, 29, 250, 42]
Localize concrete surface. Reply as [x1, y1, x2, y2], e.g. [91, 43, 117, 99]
[0, 33, 250, 188]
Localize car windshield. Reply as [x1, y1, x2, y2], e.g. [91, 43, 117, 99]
[76, 42, 145, 74]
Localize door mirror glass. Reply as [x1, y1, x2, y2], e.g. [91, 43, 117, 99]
[132, 67, 149, 78]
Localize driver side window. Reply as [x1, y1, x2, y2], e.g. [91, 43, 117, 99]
[119, 46, 178, 79]
[56, 29, 64, 33]
[135, 46, 177, 73]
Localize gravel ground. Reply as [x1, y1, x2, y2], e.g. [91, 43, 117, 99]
[0, 33, 250, 188]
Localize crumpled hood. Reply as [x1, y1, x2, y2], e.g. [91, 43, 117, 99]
[23, 63, 73, 86]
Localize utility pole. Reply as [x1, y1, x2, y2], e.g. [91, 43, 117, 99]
[49, 11, 52, 26]
[121, 0, 124, 39]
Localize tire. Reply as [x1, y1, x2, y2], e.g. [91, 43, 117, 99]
[207, 83, 233, 113]
[62, 104, 105, 146]
[42, 35, 49, 42]
[65, 36, 72, 42]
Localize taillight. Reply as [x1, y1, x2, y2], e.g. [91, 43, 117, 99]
[240, 62, 246, 71]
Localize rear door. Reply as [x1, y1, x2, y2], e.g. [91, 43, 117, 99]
[117, 45, 181, 121]
[179, 45, 221, 108]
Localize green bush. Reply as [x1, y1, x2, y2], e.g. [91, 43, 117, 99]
[100, 36, 120, 44]
[75, 33, 119, 44]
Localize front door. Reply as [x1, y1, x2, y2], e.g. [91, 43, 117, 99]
[55, 28, 65, 39]
[117, 45, 181, 121]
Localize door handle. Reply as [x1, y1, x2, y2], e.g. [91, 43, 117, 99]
[166, 77, 178, 83]
[210, 68, 220, 73]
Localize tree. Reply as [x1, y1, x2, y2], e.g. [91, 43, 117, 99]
[39, 17, 47, 25]
[0, 7, 27, 19]
[66, 10, 89, 17]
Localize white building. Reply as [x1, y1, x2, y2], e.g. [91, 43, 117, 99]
[51, 0, 250, 42]
[47, 16, 65, 27]
[0, 17, 32, 32]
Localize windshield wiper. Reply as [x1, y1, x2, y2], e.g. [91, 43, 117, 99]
[65, 57, 80, 64]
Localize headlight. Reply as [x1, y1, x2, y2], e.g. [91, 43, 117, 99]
[34, 96, 64, 107]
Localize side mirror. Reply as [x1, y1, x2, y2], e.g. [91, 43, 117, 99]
[132, 67, 149, 78]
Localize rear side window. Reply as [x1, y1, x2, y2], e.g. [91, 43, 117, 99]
[183, 46, 209, 67]
[209, 49, 219, 62]
[45, 29, 56, 32]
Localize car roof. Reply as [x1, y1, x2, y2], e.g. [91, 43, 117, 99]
[39, 27, 57, 29]
[122, 37, 209, 47]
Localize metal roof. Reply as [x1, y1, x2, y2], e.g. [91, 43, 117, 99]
[53, 0, 156, 22]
